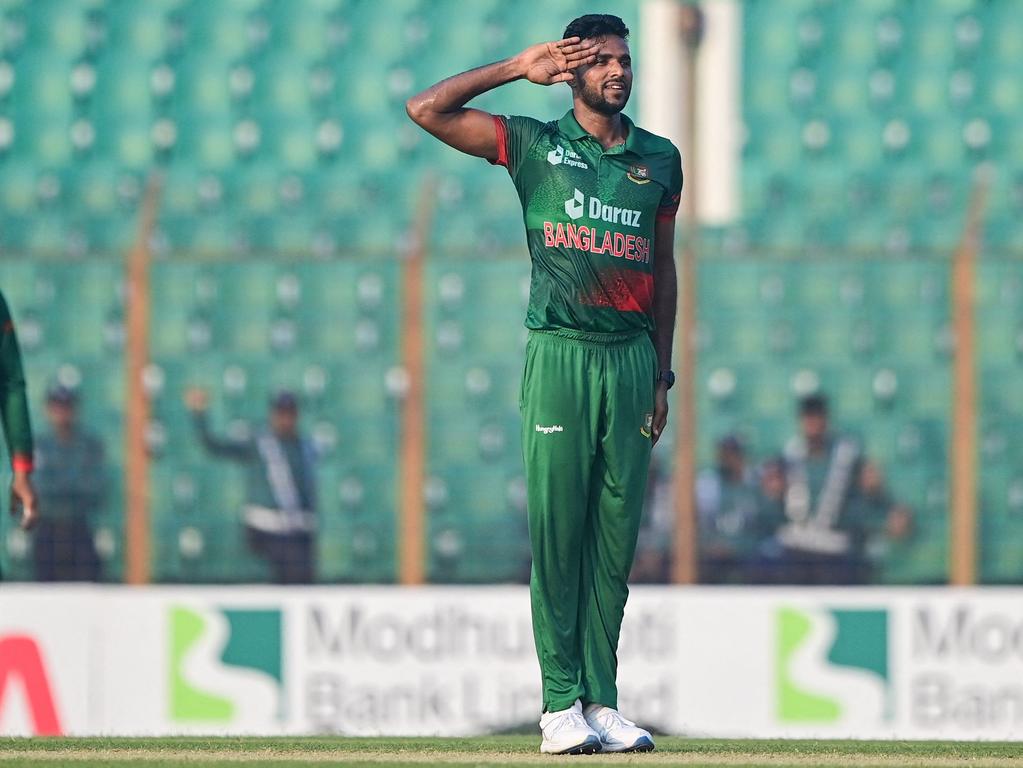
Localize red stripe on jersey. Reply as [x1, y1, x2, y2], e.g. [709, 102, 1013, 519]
[489, 115, 509, 168]
[12, 454, 33, 472]
[580, 268, 654, 314]
[658, 191, 681, 220]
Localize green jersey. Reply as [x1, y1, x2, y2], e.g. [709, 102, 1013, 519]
[0, 290, 33, 472]
[492, 109, 682, 334]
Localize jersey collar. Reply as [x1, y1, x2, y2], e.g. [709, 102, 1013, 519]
[557, 109, 643, 155]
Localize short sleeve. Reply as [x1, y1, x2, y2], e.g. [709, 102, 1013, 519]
[657, 146, 683, 220]
[490, 115, 546, 177]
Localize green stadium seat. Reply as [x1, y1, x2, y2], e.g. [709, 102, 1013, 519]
[4, 0, 1019, 588]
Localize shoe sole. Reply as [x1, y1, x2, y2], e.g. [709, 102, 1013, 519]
[604, 736, 656, 754]
[542, 737, 602, 755]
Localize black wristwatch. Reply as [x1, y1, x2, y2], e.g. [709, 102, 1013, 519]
[657, 370, 676, 389]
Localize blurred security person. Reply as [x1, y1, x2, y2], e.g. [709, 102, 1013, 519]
[0, 290, 37, 569]
[186, 387, 318, 584]
[769, 394, 910, 585]
[32, 385, 105, 581]
[696, 435, 775, 583]
[629, 453, 672, 583]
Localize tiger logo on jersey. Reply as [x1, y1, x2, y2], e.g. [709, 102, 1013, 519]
[628, 164, 651, 184]
[640, 412, 654, 438]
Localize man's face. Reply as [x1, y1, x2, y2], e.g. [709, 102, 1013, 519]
[718, 445, 745, 475]
[801, 412, 829, 443]
[572, 35, 632, 116]
[47, 402, 75, 432]
[270, 407, 298, 438]
[761, 461, 786, 499]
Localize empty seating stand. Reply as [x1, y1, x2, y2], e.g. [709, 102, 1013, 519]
[0, 0, 1018, 584]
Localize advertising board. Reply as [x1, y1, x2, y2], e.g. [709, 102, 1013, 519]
[3, 585, 1022, 740]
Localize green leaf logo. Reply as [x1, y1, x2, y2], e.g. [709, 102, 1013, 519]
[776, 606, 889, 724]
[169, 606, 283, 723]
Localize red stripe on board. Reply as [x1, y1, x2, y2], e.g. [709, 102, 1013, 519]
[0, 636, 62, 735]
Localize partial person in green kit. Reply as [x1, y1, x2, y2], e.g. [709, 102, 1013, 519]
[0, 290, 38, 576]
[407, 14, 680, 755]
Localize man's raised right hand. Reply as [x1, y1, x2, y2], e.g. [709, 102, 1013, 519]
[405, 36, 598, 162]
[516, 36, 600, 86]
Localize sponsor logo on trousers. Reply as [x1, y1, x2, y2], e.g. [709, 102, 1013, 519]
[535, 424, 564, 434]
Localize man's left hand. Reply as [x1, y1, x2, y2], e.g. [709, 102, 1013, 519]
[651, 383, 669, 446]
[886, 504, 913, 540]
[10, 470, 37, 531]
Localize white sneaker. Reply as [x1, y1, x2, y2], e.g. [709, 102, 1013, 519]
[539, 700, 602, 755]
[582, 703, 655, 753]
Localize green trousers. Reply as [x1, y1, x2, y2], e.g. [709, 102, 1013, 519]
[519, 328, 657, 713]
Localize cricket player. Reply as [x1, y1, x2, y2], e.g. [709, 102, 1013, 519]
[0, 290, 37, 561]
[407, 14, 681, 754]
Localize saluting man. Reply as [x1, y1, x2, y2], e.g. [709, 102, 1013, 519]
[407, 14, 681, 754]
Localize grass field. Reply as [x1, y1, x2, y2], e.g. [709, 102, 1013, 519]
[1, 737, 1021, 768]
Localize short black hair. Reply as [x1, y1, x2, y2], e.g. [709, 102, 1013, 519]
[46, 384, 78, 406]
[563, 14, 629, 42]
[717, 434, 745, 453]
[271, 390, 299, 412]
[799, 394, 829, 416]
